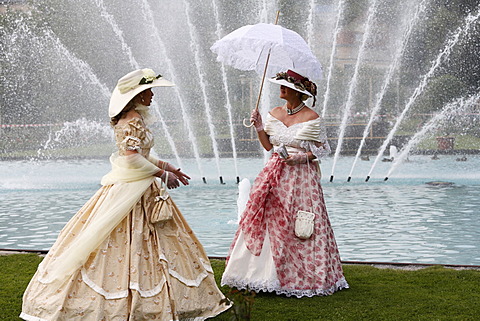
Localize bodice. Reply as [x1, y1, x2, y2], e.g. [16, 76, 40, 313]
[113, 117, 154, 158]
[265, 115, 312, 148]
[264, 113, 331, 159]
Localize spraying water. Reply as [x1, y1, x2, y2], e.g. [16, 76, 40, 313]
[43, 29, 111, 99]
[182, 0, 224, 183]
[38, 118, 112, 159]
[306, 0, 316, 51]
[139, 0, 205, 180]
[366, 9, 480, 180]
[257, 0, 274, 164]
[94, 0, 182, 168]
[348, 0, 428, 182]
[321, 0, 346, 118]
[259, 0, 269, 23]
[385, 93, 480, 179]
[94, 0, 139, 69]
[211, 0, 240, 183]
[329, 0, 379, 182]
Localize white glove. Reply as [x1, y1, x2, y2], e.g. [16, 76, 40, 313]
[285, 152, 308, 166]
[161, 171, 180, 189]
[250, 109, 264, 132]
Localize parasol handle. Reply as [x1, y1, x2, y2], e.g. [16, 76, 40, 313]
[243, 10, 281, 128]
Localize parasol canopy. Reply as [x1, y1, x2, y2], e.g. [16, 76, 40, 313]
[210, 23, 322, 80]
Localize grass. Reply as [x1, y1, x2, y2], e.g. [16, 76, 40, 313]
[0, 254, 44, 320]
[2, 254, 479, 321]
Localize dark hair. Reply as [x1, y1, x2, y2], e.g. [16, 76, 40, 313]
[109, 88, 151, 126]
[274, 71, 318, 107]
[110, 100, 136, 126]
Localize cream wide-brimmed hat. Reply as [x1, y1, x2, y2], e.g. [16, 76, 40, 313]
[108, 68, 174, 117]
[268, 69, 316, 98]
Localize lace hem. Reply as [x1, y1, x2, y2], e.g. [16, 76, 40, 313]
[169, 269, 210, 287]
[19, 312, 47, 321]
[158, 254, 213, 287]
[222, 276, 349, 298]
[81, 269, 129, 299]
[81, 257, 212, 299]
[130, 278, 166, 298]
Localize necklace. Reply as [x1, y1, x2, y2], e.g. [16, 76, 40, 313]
[285, 102, 305, 115]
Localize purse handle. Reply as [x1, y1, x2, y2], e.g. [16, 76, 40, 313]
[299, 153, 314, 214]
[160, 171, 169, 189]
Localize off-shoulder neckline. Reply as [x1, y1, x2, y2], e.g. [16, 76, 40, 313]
[267, 113, 319, 128]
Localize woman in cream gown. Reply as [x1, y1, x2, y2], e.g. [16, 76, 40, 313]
[20, 69, 230, 321]
[221, 70, 349, 298]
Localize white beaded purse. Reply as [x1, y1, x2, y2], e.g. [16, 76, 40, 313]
[294, 157, 316, 240]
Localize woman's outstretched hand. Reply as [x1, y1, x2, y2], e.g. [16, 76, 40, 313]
[171, 168, 191, 186]
[161, 171, 180, 189]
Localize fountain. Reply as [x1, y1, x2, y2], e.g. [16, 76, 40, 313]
[1, 0, 479, 265]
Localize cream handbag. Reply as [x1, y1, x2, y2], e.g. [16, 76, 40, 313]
[151, 173, 174, 224]
[294, 157, 316, 240]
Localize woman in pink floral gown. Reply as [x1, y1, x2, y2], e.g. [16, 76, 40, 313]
[221, 70, 349, 298]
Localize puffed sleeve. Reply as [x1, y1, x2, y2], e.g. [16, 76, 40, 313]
[296, 117, 331, 159]
[115, 118, 147, 154]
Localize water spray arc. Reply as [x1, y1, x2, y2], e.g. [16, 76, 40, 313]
[211, 0, 240, 184]
[347, 0, 428, 182]
[384, 93, 480, 180]
[320, 0, 346, 118]
[329, 0, 379, 182]
[139, 0, 206, 182]
[183, 0, 224, 184]
[94, 0, 183, 169]
[366, 9, 480, 182]
[44, 29, 111, 99]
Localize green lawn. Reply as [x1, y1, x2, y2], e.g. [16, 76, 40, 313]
[2, 254, 479, 321]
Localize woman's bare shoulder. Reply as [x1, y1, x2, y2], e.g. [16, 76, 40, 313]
[304, 107, 320, 121]
[270, 106, 284, 117]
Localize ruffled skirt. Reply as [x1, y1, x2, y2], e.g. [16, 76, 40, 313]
[222, 154, 349, 298]
[21, 180, 230, 320]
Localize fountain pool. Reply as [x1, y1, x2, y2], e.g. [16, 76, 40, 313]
[1, 155, 479, 265]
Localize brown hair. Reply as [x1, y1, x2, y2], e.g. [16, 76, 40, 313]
[109, 89, 150, 126]
[110, 100, 136, 126]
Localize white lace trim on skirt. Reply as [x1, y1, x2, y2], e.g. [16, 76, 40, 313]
[76, 251, 214, 299]
[159, 254, 213, 287]
[19, 312, 47, 321]
[130, 278, 166, 298]
[222, 275, 349, 298]
[81, 269, 129, 299]
[221, 230, 349, 298]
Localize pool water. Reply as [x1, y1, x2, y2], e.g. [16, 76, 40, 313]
[1, 155, 479, 265]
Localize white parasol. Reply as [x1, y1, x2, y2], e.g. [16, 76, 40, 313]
[210, 12, 322, 126]
[210, 23, 322, 80]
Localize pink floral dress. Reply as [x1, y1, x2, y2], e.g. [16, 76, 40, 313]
[221, 113, 349, 298]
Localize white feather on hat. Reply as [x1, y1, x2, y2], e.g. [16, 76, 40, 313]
[108, 68, 174, 117]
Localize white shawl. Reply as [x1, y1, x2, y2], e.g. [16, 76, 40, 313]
[38, 153, 159, 285]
